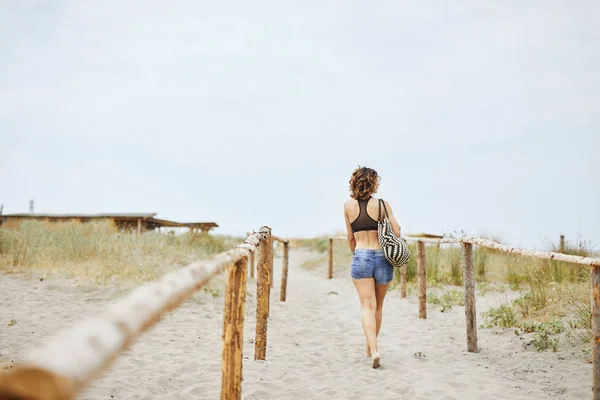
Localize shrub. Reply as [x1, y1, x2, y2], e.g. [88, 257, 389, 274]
[516, 318, 565, 335]
[481, 303, 518, 329]
[532, 329, 560, 352]
[428, 289, 464, 312]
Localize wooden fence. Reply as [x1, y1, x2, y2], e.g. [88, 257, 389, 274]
[329, 234, 600, 399]
[0, 226, 287, 400]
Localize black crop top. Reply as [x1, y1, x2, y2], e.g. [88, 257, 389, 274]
[350, 199, 379, 232]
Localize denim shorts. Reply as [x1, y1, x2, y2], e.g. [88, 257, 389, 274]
[350, 249, 394, 285]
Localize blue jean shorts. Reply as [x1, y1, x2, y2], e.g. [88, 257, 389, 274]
[350, 249, 394, 285]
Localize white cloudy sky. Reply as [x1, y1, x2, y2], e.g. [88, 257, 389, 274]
[1, 1, 598, 249]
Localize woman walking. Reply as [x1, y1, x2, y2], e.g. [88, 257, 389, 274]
[343, 167, 402, 368]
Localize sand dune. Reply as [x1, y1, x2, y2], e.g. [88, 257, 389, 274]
[0, 248, 591, 399]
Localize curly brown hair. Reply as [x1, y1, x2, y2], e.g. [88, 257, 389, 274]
[349, 166, 380, 200]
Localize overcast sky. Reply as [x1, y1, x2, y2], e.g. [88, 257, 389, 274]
[1, 1, 598, 249]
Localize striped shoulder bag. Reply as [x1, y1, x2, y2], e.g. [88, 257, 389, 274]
[377, 199, 411, 267]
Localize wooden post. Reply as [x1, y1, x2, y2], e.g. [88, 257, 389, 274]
[249, 251, 255, 279]
[221, 257, 249, 400]
[560, 235, 565, 253]
[0, 367, 74, 400]
[270, 241, 274, 288]
[328, 238, 333, 279]
[280, 242, 289, 302]
[463, 242, 478, 352]
[401, 264, 407, 298]
[137, 219, 142, 235]
[254, 228, 272, 360]
[592, 266, 600, 399]
[417, 241, 426, 319]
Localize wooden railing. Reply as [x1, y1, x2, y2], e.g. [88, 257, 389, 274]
[0, 226, 287, 400]
[329, 234, 600, 399]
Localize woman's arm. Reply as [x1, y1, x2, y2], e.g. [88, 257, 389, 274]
[383, 200, 401, 237]
[344, 203, 356, 252]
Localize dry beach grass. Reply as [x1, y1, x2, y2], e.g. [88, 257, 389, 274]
[0, 221, 240, 284]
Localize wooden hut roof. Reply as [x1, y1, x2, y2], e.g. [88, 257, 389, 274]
[1, 213, 218, 230]
[182, 222, 219, 228]
[405, 233, 445, 239]
[2, 213, 157, 219]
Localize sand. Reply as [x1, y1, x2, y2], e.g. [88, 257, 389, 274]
[0, 248, 592, 399]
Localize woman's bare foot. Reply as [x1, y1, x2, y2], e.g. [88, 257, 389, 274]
[365, 345, 371, 358]
[371, 352, 381, 369]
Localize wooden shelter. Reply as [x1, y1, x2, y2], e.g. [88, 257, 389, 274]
[0, 213, 218, 234]
[406, 233, 445, 239]
[184, 222, 219, 233]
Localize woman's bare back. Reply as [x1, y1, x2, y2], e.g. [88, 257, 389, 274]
[345, 198, 389, 249]
[344, 197, 400, 250]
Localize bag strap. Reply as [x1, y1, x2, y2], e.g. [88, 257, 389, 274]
[380, 199, 390, 219]
[378, 198, 390, 221]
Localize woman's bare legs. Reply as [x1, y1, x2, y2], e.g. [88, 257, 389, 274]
[365, 282, 391, 357]
[353, 278, 382, 368]
[375, 282, 391, 335]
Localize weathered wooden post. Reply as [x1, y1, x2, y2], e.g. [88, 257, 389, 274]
[417, 241, 426, 319]
[463, 242, 478, 352]
[249, 251, 255, 279]
[328, 238, 333, 279]
[401, 264, 407, 298]
[137, 219, 142, 235]
[254, 227, 272, 360]
[280, 241, 289, 302]
[560, 235, 565, 253]
[592, 266, 600, 399]
[0, 367, 74, 399]
[270, 241, 274, 288]
[221, 256, 249, 400]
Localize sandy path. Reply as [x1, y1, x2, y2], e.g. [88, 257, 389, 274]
[0, 248, 592, 399]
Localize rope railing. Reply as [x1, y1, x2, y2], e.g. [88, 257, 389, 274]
[0, 226, 287, 400]
[329, 233, 600, 399]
